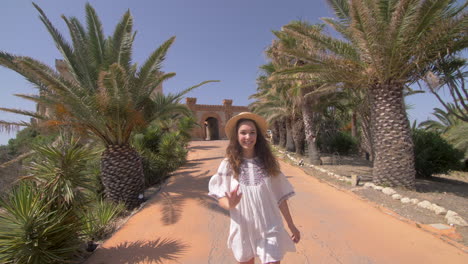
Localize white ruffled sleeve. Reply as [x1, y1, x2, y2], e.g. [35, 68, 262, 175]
[208, 159, 232, 199]
[270, 172, 295, 205]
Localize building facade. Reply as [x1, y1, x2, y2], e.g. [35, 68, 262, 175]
[185, 98, 249, 140]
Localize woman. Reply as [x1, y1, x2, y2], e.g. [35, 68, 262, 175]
[209, 112, 300, 264]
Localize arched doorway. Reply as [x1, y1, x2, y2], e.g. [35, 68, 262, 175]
[204, 117, 219, 140]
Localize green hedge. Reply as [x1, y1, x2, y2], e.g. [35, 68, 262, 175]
[318, 131, 357, 155]
[413, 129, 464, 178]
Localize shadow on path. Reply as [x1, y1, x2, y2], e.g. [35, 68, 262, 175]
[188, 145, 220, 151]
[149, 168, 229, 225]
[415, 177, 468, 198]
[191, 156, 225, 163]
[94, 238, 188, 264]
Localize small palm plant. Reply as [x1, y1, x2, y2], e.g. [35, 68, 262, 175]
[80, 198, 125, 242]
[0, 3, 218, 208]
[24, 134, 97, 209]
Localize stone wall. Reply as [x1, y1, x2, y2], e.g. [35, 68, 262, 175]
[186, 98, 249, 140]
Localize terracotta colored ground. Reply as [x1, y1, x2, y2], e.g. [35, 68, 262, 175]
[86, 140, 468, 264]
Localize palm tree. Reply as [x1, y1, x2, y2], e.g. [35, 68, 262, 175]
[424, 56, 468, 122]
[249, 79, 292, 150]
[419, 107, 460, 133]
[274, 0, 467, 188]
[0, 3, 217, 208]
[264, 39, 311, 154]
[250, 51, 299, 153]
[250, 63, 291, 150]
[271, 22, 341, 164]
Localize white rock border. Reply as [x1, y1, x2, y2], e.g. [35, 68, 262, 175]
[275, 148, 467, 227]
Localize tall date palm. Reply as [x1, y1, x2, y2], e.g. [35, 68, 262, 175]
[0, 3, 217, 208]
[276, 0, 467, 188]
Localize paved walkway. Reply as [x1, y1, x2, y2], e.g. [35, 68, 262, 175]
[86, 140, 468, 264]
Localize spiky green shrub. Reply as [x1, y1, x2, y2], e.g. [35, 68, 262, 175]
[25, 135, 97, 208]
[0, 183, 82, 263]
[176, 115, 199, 143]
[80, 199, 125, 241]
[156, 132, 188, 172]
[134, 126, 188, 187]
[413, 129, 464, 178]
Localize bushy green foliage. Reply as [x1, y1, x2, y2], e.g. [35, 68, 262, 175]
[444, 122, 468, 160]
[5, 127, 57, 156]
[318, 131, 357, 155]
[133, 124, 189, 187]
[0, 135, 113, 263]
[0, 183, 82, 263]
[413, 129, 464, 178]
[80, 199, 125, 241]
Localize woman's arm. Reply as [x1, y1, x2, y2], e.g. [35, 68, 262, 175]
[279, 200, 301, 243]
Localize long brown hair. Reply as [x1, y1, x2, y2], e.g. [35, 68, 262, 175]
[226, 118, 280, 179]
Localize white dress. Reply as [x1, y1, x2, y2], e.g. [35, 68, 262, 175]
[208, 158, 296, 263]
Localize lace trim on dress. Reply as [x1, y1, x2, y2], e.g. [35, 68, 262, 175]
[238, 158, 268, 186]
[277, 191, 295, 205]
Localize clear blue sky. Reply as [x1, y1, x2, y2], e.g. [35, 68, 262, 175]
[0, 0, 454, 145]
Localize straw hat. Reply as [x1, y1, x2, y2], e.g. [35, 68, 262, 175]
[225, 112, 268, 139]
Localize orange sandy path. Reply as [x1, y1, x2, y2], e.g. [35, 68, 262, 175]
[85, 140, 467, 264]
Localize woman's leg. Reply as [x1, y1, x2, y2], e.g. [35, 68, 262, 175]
[239, 258, 255, 264]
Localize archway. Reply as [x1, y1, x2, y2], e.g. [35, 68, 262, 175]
[204, 117, 219, 140]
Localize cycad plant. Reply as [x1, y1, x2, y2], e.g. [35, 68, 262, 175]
[0, 3, 217, 208]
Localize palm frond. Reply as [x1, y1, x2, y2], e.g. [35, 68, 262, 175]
[137, 36, 176, 90]
[321, 17, 352, 39]
[170, 80, 221, 101]
[32, 3, 78, 81]
[108, 9, 134, 69]
[325, 0, 351, 24]
[0, 120, 31, 133]
[61, 17, 95, 90]
[85, 3, 106, 67]
[0, 52, 48, 88]
[0, 107, 44, 120]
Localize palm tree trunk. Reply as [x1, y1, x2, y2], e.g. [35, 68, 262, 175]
[271, 120, 280, 145]
[292, 114, 305, 155]
[301, 91, 321, 165]
[351, 111, 358, 139]
[370, 83, 415, 188]
[278, 119, 287, 148]
[285, 116, 296, 152]
[101, 144, 145, 209]
[360, 114, 374, 162]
